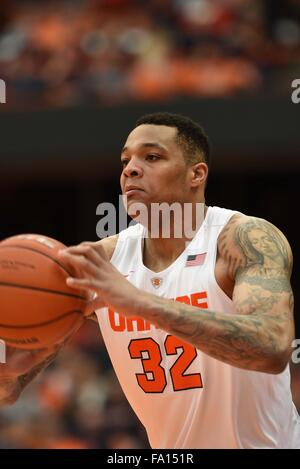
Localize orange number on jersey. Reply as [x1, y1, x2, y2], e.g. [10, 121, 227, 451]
[165, 335, 203, 391]
[128, 338, 167, 393]
[128, 336, 203, 393]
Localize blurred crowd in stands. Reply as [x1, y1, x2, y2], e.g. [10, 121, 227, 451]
[0, 0, 300, 109]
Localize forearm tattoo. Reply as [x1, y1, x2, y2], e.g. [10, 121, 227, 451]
[17, 349, 61, 390]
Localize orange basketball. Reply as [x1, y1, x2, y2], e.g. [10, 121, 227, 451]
[0, 234, 86, 350]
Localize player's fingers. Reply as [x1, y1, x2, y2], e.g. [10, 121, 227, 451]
[84, 242, 109, 261]
[83, 244, 108, 265]
[63, 242, 108, 264]
[58, 246, 93, 262]
[66, 276, 101, 292]
[59, 251, 100, 276]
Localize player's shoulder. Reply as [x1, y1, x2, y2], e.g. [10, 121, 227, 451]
[94, 234, 119, 261]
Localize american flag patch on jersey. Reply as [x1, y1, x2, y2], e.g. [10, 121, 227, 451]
[185, 252, 207, 267]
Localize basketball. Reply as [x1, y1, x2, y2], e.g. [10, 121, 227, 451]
[0, 234, 86, 350]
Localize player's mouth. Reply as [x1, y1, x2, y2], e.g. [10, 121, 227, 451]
[124, 185, 145, 197]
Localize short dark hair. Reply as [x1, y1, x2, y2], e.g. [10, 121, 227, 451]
[135, 112, 210, 168]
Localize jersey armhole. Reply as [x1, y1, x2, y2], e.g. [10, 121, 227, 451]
[207, 214, 240, 310]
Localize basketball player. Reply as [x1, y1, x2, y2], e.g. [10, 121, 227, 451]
[1, 113, 299, 448]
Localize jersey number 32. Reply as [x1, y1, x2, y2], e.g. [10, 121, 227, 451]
[128, 335, 203, 393]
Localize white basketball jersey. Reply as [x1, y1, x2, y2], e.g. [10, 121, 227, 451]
[95, 206, 300, 448]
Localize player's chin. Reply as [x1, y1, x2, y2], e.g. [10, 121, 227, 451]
[126, 198, 149, 215]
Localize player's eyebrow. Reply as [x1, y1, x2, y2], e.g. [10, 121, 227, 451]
[121, 142, 167, 153]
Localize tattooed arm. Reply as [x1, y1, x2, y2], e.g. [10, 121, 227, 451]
[228, 215, 294, 371]
[134, 215, 294, 374]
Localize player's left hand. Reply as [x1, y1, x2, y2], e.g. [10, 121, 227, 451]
[0, 342, 64, 405]
[58, 242, 144, 317]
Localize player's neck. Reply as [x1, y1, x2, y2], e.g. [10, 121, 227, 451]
[143, 204, 208, 272]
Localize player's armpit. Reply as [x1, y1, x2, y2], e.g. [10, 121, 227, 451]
[229, 216, 295, 370]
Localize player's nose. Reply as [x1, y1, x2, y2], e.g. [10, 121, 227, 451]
[123, 159, 143, 178]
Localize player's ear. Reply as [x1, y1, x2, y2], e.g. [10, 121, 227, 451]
[190, 162, 208, 188]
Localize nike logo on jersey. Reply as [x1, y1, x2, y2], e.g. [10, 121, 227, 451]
[151, 277, 163, 288]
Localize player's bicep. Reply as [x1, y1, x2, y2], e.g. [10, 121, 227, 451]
[232, 267, 295, 350]
[233, 268, 293, 318]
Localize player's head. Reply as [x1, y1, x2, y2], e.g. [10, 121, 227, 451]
[120, 112, 210, 212]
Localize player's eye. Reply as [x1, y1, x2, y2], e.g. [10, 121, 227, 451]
[121, 159, 128, 168]
[146, 154, 160, 161]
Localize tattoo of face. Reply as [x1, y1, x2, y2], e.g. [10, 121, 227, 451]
[235, 219, 289, 270]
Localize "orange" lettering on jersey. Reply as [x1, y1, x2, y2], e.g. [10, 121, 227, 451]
[108, 291, 208, 332]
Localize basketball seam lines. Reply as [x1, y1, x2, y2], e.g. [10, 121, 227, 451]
[0, 281, 86, 300]
[0, 309, 83, 328]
